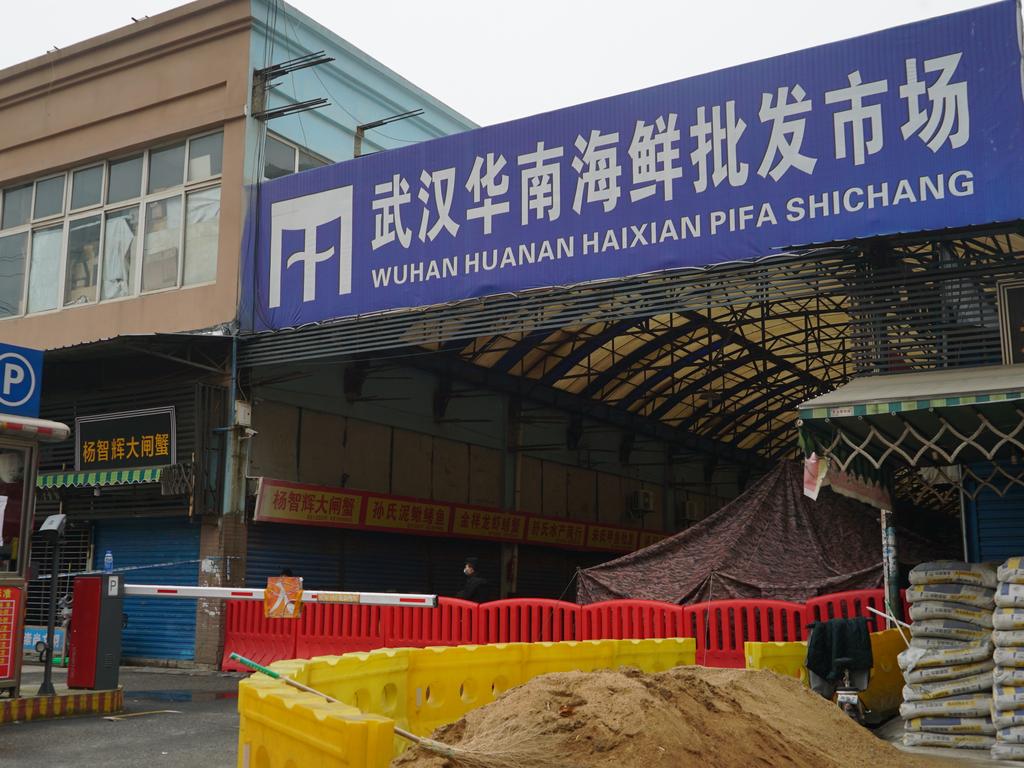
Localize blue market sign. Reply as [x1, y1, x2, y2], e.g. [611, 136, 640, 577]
[0, 342, 42, 418]
[242, 1, 1024, 332]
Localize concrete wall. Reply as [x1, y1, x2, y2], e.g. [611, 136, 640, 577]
[247, 360, 745, 531]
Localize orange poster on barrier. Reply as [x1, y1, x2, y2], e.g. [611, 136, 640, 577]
[363, 496, 450, 533]
[264, 576, 303, 619]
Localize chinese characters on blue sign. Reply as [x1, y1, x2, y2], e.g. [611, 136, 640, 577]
[0, 342, 43, 418]
[242, 1, 1024, 332]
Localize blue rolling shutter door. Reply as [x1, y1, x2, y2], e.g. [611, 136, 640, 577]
[342, 531, 431, 594]
[341, 531, 501, 597]
[245, 523, 342, 590]
[92, 517, 200, 661]
[966, 477, 1024, 563]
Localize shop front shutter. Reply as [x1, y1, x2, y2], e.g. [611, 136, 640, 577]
[245, 522, 342, 590]
[92, 516, 200, 661]
[514, 546, 613, 601]
[342, 531, 431, 594]
[966, 478, 1024, 563]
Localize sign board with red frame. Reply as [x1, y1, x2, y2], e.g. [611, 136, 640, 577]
[0, 584, 24, 684]
[254, 477, 666, 554]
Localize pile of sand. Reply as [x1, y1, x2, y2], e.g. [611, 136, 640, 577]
[393, 666, 954, 768]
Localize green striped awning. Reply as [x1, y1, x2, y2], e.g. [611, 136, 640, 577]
[797, 364, 1024, 421]
[797, 363, 1024, 477]
[37, 467, 165, 489]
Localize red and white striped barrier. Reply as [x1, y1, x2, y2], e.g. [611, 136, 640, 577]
[123, 584, 437, 608]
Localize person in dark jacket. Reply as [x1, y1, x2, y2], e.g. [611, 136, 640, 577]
[456, 556, 489, 602]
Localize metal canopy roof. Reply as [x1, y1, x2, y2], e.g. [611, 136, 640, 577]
[240, 230, 1024, 469]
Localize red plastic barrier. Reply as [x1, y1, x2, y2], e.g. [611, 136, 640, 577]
[221, 599, 297, 672]
[580, 599, 685, 640]
[478, 598, 580, 643]
[384, 597, 479, 648]
[295, 602, 386, 658]
[806, 589, 887, 633]
[684, 599, 805, 668]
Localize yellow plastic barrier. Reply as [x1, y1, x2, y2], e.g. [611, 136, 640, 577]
[613, 637, 697, 671]
[861, 629, 905, 715]
[743, 628, 906, 717]
[407, 643, 528, 737]
[237, 675, 393, 768]
[237, 637, 696, 768]
[743, 640, 808, 683]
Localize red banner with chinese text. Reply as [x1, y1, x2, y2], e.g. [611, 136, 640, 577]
[0, 585, 23, 681]
[253, 478, 662, 554]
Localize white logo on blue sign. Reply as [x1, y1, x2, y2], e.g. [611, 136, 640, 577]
[0, 352, 36, 409]
[269, 187, 353, 309]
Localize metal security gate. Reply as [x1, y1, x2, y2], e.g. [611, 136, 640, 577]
[92, 516, 201, 661]
[27, 524, 92, 625]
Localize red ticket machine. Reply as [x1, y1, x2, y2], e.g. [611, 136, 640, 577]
[67, 575, 123, 689]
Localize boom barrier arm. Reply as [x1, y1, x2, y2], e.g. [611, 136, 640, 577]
[123, 584, 437, 607]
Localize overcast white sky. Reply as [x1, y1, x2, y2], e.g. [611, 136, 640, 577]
[0, 0, 998, 126]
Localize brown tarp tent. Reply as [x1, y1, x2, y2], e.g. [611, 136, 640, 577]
[576, 461, 942, 605]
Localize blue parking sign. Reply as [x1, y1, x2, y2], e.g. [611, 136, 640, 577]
[0, 343, 43, 418]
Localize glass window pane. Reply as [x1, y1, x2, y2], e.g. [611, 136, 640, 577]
[33, 176, 65, 219]
[64, 215, 101, 306]
[184, 187, 220, 286]
[0, 447, 29, 573]
[141, 196, 182, 292]
[264, 136, 295, 179]
[0, 233, 27, 317]
[102, 207, 139, 300]
[298, 150, 325, 172]
[188, 132, 223, 181]
[2, 185, 32, 229]
[71, 166, 103, 210]
[107, 155, 142, 204]
[27, 225, 63, 313]
[149, 143, 185, 193]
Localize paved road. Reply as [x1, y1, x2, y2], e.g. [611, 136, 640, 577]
[1, 665, 243, 768]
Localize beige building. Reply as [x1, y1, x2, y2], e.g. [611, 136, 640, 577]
[0, 1, 250, 350]
[0, 0, 476, 666]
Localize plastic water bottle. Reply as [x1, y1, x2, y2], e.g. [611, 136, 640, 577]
[103, 550, 113, 574]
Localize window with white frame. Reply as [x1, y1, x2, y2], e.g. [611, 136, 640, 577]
[0, 130, 223, 319]
[263, 132, 330, 180]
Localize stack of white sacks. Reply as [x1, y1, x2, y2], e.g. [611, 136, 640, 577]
[991, 557, 1024, 761]
[899, 561, 997, 751]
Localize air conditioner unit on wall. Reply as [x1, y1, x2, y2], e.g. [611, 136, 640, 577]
[674, 496, 708, 528]
[628, 489, 655, 516]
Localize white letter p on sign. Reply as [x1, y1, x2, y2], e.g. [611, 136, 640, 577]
[2, 362, 23, 396]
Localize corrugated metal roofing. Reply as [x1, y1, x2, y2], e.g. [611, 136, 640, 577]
[241, 232, 1024, 461]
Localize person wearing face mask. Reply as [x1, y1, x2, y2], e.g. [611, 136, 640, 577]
[456, 556, 488, 602]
